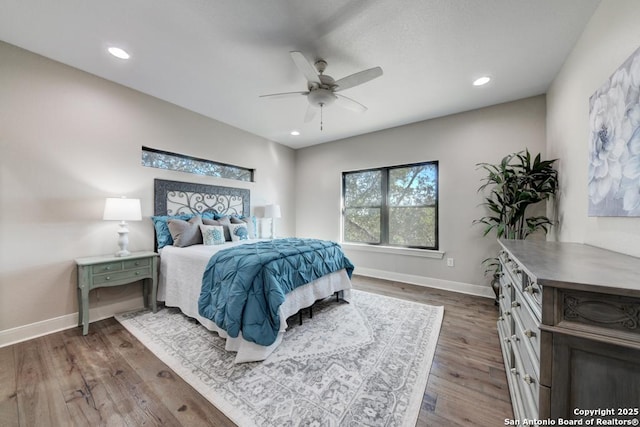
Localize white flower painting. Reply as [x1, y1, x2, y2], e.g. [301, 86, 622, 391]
[589, 45, 640, 216]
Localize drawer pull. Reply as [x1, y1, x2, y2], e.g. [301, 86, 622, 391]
[511, 334, 519, 342]
[523, 374, 534, 385]
[135, 271, 140, 276]
[504, 311, 511, 316]
[510, 368, 518, 375]
[105, 266, 112, 270]
[498, 316, 503, 321]
[105, 276, 111, 280]
[134, 261, 140, 266]
[524, 285, 537, 294]
[504, 337, 510, 343]
[511, 301, 520, 308]
[524, 329, 536, 338]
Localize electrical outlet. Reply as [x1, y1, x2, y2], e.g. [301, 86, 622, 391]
[446, 258, 454, 267]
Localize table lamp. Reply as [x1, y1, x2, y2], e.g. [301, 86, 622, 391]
[103, 197, 142, 257]
[264, 204, 281, 239]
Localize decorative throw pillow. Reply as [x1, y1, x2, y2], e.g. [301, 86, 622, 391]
[203, 216, 232, 241]
[229, 223, 250, 242]
[230, 215, 257, 239]
[151, 214, 193, 249]
[200, 224, 226, 245]
[167, 216, 203, 247]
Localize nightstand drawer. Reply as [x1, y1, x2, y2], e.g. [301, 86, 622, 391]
[93, 261, 123, 274]
[93, 267, 151, 285]
[123, 258, 151, 269]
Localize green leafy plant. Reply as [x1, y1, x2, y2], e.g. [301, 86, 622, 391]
[474, 150, 558, 298]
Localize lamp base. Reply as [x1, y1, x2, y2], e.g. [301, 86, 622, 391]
[114, 249, 131, 257]
[115, 221, 131, 257]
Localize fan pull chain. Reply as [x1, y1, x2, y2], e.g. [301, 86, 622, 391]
[320, 103, 324, 131]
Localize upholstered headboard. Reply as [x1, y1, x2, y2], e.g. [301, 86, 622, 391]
[153, 179, 250, 217]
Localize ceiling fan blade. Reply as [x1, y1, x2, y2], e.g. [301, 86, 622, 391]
[334, 66, 383, 92]
[290, 51, 321, 85]
[304, 104, 317, 123]
[335, 94, 368, 113]
[259, 91, 308, 100]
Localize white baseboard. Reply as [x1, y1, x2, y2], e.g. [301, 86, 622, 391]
[0, 298, 144, 348]
[1, 271, 493, 348]
[354, 267, 495, 299]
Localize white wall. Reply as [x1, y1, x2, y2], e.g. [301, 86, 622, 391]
[0, 41, 296, 339]
[295, 96, 547, 295]
[546, 0, 640, 256]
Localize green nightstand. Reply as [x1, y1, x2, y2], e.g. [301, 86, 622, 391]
[75, 251, 159, 335]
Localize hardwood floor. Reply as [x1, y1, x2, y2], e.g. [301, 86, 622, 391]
[0, 275, 513, 426]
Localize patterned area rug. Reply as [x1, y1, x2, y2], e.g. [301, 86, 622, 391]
[116, 290, 444, 427]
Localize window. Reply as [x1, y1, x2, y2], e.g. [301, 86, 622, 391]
[141, 146, 254, 182]
[342, 161, 438, 250]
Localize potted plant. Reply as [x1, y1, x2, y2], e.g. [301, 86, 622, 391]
[474, 149, 558, 301]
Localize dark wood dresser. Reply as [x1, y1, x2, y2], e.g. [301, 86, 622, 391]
[497, 239, 640, 422]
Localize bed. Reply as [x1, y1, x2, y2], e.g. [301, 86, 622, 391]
[153, 179, 354, 363]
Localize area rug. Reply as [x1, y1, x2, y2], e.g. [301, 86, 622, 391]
[115, 290, 444, 427]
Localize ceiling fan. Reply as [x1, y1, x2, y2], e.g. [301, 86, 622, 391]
[260, 51, 383, 129]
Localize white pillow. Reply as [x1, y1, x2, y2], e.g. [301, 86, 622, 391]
[230, 215, 257, 239]
[200, 224, 226, 245]
[229, 223, 250, 242]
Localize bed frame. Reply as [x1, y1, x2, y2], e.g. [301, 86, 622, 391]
[153, 178, 344, 326]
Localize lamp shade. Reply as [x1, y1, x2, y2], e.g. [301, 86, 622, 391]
[264, 204, 281, 219]
[103, 197, 142, 221]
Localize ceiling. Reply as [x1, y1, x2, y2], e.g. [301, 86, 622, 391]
[0, 0, 600, 149]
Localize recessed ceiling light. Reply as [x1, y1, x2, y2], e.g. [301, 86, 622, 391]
[473, 76, 491, 86]
[290, 130, 300, 136]
[108, 47, 130, 60]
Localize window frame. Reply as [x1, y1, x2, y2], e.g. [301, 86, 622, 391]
[141, 146, 255, 182]
[342, 160, 439, 250]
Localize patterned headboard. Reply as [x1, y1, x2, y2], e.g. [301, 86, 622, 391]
[153, 179, 250, 217]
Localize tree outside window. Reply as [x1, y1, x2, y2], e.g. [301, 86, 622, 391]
[342, 161, 438, 250]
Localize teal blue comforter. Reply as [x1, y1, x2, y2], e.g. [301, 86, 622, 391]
[198, 238, 354, 346]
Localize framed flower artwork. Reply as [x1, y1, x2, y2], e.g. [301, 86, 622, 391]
[588, 45, 640, 216]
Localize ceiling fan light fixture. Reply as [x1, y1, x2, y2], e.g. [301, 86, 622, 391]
[473, 76, 491, 86]
[290, 130, 300, 136]
[307, 89, 336, 107]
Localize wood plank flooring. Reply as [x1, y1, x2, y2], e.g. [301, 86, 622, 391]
[0, 275, 513, 426]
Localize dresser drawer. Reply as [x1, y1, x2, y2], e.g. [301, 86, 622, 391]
[521, 275, 542, 319]
[511, 322, 540, 390]
[511, 338, 539, 419]
[498, 273, 513, 309]
[499, 297, 513, 332]
[512, 292, 541, 361]
[93, 261, 123, 274]
[93, 267, 151, 285]
[497, 310, 512, 341]
[500, 255, 523, 290]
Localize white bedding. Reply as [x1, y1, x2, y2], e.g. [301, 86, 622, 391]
[158, 241, 352, 363]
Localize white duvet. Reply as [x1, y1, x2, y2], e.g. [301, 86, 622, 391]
[157, 241, 352, 363]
